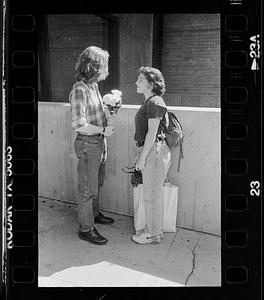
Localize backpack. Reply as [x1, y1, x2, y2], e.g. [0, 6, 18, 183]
[162, 111, 184, 172]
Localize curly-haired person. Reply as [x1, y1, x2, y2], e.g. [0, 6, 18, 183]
[69, 46, 118, 246]
[132, 67, 171, 244]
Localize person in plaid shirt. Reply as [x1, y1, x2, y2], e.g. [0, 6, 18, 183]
[69, 46, 119, 245]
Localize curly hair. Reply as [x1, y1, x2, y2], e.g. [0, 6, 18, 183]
[75, 46, 109, 83]
[138, 66, 166, 96]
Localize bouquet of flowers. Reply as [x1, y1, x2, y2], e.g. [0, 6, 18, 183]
[103, 90, 122, 115]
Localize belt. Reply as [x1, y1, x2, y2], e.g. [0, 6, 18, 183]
[136, 137, 164, 147]
[78, 133, 105, 138]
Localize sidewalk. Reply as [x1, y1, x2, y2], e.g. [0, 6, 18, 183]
[38, 197, 221, 287]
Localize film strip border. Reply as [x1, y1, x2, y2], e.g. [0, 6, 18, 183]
[221, 0, 261, 295]
[1, 0, 262, 299]
[3, 0, 38, 297]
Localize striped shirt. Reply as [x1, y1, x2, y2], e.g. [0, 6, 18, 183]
[69, 80, 107, 130]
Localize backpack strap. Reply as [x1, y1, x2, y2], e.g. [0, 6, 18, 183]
[177, 139, 184, 172]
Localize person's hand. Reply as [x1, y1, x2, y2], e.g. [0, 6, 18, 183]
[104, 125, 114, 136]
[135, 155, 146, 171]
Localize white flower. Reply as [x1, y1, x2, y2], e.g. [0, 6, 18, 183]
[111, 89, 122, 97]
[111, 90, 122, 105]
[103, 94, 116, 106]
[103, 90, 122, 107]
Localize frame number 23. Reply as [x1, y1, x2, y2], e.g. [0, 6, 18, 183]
[250, 181, 260, 197]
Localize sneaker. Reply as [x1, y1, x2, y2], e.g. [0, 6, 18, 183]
[143, 228, 164, 240]
[132, 232, 161, 244]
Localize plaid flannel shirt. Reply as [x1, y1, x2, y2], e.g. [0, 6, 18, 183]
[69, 81, 107, 130]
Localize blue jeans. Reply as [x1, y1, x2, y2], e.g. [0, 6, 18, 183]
[138, 141, 171, 236]
[74, 134, 107, 232]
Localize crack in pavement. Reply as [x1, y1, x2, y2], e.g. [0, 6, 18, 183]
[184, 237, 201, 286]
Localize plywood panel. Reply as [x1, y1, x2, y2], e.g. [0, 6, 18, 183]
[38, 102, 220, 235]
[38, 102, 78, 202]
[101, 108, 136, 215]
[167, 110, 221, 235]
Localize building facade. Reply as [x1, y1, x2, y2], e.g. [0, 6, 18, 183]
[38, 14, 221, 235]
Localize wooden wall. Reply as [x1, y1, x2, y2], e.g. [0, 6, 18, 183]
[40, 14, 220, 108]
[41, 14, 153, 105]
[38, 14, 221, 235]
[114, 14, 154, 106]
[111, 14, 220, 108]
[44, 14, 108, 102]
[38, 102, 78, 201]
[38, 102, 221, 235]
[163, 14, 220, 107]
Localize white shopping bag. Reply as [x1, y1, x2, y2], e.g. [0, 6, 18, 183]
[133, 183, 178, 233]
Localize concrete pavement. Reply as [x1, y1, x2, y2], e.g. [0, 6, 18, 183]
[38, 197, 221, 287]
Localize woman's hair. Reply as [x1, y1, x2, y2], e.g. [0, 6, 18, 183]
[138, 66, 166, 96]
[75, 46, 109, 83]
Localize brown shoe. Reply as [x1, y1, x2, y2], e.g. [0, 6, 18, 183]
[95, 212, 114, 225]
[79, 227, 108, 245]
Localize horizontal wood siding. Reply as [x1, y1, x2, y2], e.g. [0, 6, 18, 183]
[163, 14, 220, 107]
[40, 14, 220, 108]
[46, 14, 108, 102]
